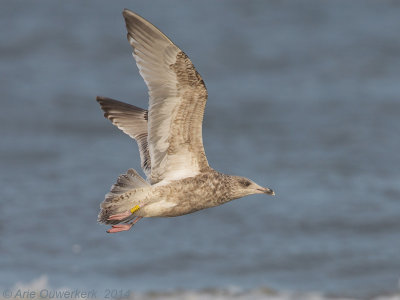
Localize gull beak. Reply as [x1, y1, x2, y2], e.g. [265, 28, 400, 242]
[255, 184, 275, 195]
[262, 187, 275, 196]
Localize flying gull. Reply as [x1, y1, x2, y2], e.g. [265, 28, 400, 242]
[97, 9, 275, 233]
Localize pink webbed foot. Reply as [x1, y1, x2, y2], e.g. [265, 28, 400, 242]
[106, 217, 143, 234]
[107, 224, 133, 233]
[108, 211, 132, 221]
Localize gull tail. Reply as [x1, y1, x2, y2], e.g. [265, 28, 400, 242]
[98, 169, 150, 225]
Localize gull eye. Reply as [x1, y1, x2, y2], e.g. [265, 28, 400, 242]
[240, 179, 251, 187]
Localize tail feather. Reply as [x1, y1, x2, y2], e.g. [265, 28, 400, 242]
[106, 169, 148, 200]
[98, 169, 149, 224]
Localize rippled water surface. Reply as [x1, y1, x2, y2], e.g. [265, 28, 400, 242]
[1, 1, 400, 298]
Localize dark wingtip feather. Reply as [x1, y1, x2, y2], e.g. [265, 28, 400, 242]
[96, 96, 112, 119]
[122, 8, 140, 19]
[96, 95, 108, 104]
[122, 8, 131, 16]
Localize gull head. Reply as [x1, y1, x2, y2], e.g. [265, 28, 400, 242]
[230, 176, 275, 199]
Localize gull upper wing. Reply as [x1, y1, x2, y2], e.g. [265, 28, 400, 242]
[123, 9, 209, 184]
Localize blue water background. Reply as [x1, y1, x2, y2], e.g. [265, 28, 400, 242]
[1, 1, 400, 298]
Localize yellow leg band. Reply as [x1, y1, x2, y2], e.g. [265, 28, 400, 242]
[130, 205, 140, 214]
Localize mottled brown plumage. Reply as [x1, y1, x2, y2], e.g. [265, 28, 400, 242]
[98, 169, 273, 224]
[96, 9, 274, 233]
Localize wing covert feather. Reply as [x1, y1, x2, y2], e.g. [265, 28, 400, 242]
[123, 9, 209, 184]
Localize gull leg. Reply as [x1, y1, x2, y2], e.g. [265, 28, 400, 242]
[131, 216, 143, 225]
[108, 211, 131, 221]
[108, 205, 141, 221]
[107, 217, 143, 234]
